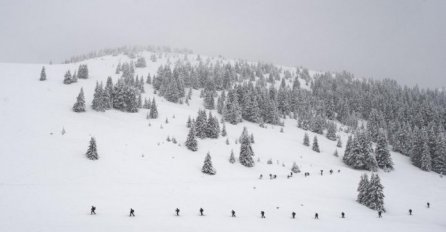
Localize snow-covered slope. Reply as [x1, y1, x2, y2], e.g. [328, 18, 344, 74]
[0, 53, 444, 232]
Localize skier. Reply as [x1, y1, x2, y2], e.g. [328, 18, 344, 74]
[292, 212, 296, 219]
[231, 210, 236, 217]
[290, 172, 293, 177]
[90, 206, 96, 215]
[175, 208, 180, 216]
[259, 174, 263, 179]
[129, 208, 135, 217]
[320, 170, 323, 176]
[315, 213, 319, 219]
[409, 209, 412, 215]
[341, 212, 345, 218]
[427, 202, 430, 208]
[378, 211, 382, 218]
[261, 211, 265, 218]
[330, 169, 333, 175]
[200, 208, 204, 216]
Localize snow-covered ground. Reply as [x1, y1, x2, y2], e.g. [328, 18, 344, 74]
[0, 53, 444, 232]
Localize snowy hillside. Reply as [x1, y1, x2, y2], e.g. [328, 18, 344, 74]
[0, 51, 445, 232]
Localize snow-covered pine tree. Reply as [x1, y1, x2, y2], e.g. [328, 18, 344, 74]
[86, 137, 99, 160]
[420, 141, 432, 171]
[223, 89, 242, 124]
[312, 136, 320, 153]
[186, 116, 192, 128]
[92, 82, 105, 112]
[375, 130, 393, 171]
[303, 133, 310, 146]
[73, 88, 86, 112]
[357, 174, 369, 204]
[63, 70, 73, 84]
[326, 122, 337, 141]
[185, 124, 198, 151]
[291, 162, 300, 173]
[78, 64, 89, 79]
[229, 150, 236, 164]
[202, 152, 216, 175]
[433, 134, 446, 174]
[250, 133, 255, 144]
[239, 127, 255, 167]
[217, 90, 226, 114]
[195, 110, 208, 139]
[149, 98, 158, 119]
[206, 112, 220, 138]
[146, 73, 152, 84]
[40, 66, 46, 81]
[365, 174, 385, 212]
[203, 90, 215, 110]
[411, 127, 429, 169]
[221, 123, 227, 137]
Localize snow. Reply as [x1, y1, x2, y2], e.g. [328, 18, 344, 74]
[0, 53, 445, 232]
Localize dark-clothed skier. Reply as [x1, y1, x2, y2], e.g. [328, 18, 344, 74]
[409, 209, 412, 215]
[129, 208, 135, 217]
[341, 212, 345, 218]
[261, 211, 265, 218]
[427, 202, 430, 208]
[175, 208, 180, 216]
[231, 210, 236, 217]
[315, 213, 319, 219]
[292, 212, 296, 219]
[91, 206, 96, 215]
[200, 208, 204, 216]
[378, 211, 382, 218]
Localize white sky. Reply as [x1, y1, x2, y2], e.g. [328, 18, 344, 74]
[0, 0, 445, 88]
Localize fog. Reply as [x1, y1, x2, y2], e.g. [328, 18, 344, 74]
[0, 0, 445, 88]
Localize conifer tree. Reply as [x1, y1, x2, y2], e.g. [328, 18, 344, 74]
[86, 137, 99, 160]
[73, 88, 86, 112]
[92, 82, 105, 112]
[326, 122, 337, 141]
[206, 112, 220, 138]
[433, 134, 446, 174]
[229, 150, 236, 164]
[312, 136, 320, 153]
[239, 127, 255, 167]
[78, 64, 89, 79]
[202, 152, 216, 175]
[420, 142, 432, 171]
[375, 130, 394, 171]
[203, 91, 215, 110]
[195, 110, 208, 139]
[63, 70, 73, 84]
[146, 73, 152, 84]
[365, 174, 385, 212]
[291, 162, 300, 173]
[40, 66, 46, 81]
[357, 174, 369, 204]
[186, 116, 192, 128]
[149, 98, 158, 119]
[221, 123, 227, 137]
[185, 124, 198, 151]
[303, 133, 310, 146]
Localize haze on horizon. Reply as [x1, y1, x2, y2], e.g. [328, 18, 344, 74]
[0, 0, 445, 88]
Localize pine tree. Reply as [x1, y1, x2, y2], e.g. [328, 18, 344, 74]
[365, 174, 385, 212]
[375, 130, 393, 171]
[420, 142, 432, 171]
[185, 124, 198, 151]
[312, 136, 320, 153]
[40, 66, 46, 81]
[202, 152, 216, 175]
[63, 70, 73, 84]
[239, 127, 255, 167]
[186, 116, 192, 128]
[333, 149, 339, 157]
[303, 133, 310, 146]
[206, 112, 220, 138]
[149, 98, 158, 119]
[146, 73, 152, 84]
[229, 150, 236, 163]
[73, 88, 86, 112]
[357, 174, 369, 204]
[291, 162, 300, 173]
[433, 134, 446, 174]
[203, 91, 215, 110]
[221, 123, 227, 137]
[195, 110, 208, 139]
[78, 64, 89, 79]
[250, 133, 255, 144]
[92, 82, 105, 112]
[223, 89, 242, 124]
[326, 122, 337, 141]
[86, 137, 99, 160]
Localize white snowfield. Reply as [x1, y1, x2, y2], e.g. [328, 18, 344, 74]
[0, 53, 444, 232]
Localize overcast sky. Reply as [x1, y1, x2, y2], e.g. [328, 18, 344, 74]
[0, 0, 445, 88]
